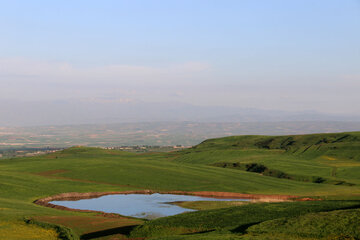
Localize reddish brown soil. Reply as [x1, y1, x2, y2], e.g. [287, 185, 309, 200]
[34, 189, 304, 215]
[188, 191, 298, 200]
[36, 169, 69, 176]
[33, 190, 317, 239]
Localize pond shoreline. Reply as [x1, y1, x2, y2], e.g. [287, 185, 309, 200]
[34, 190, 312, 217]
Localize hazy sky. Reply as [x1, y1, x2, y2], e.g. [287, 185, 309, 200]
[1, 0, 359, 114]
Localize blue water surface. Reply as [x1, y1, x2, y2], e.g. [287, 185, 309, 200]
[50, 193, 249, 219]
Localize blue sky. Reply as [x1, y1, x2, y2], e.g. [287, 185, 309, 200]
[0, 0, 359, 114]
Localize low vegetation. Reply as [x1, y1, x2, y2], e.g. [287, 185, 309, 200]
[130, 201, 360, 238]
[212, 162, 354, 186]
[0, 132, 360, 239]
[0, 220, 59, 240]
[172, 200, 248, 210]
[246, 208, 360, 239]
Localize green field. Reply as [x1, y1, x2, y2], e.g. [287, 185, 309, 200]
[1, 132, 360, 239]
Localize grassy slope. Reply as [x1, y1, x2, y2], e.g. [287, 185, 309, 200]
[130, 201, 360, 238]
[0, 132, 359, 239]
[0, 220, 59, 240]
[2, 147, 348, 196]
[172, 201, 248, 210]
[173, 132, 360, 187]
[246, 208, 360, 239]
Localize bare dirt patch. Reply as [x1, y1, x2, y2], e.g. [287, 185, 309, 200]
[188, 191, 298, 201]
[34, 190, 306, 215]
[33, 191, 318, 239]
[36, 169, 68, 176]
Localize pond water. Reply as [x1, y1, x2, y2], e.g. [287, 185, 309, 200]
[50, 193, 249, 219]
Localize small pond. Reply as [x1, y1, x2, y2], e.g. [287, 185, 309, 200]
[50, 193, 249, 219]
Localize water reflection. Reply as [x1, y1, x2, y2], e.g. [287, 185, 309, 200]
[50, 193, 249, 219]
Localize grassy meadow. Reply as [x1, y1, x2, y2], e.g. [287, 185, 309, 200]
[0, 132, 360, 239]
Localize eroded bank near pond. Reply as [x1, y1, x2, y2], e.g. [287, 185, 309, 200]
[50, 193, 251, 219]
[35, 190, 298, 220]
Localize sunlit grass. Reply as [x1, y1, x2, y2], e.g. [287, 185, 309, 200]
[0, 220, 58, 240]
[0, 132, 360, 239]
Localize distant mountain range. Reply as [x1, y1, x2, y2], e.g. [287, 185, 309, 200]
[1, 99, 360, 127]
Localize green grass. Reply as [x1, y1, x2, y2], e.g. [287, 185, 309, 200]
[0, 132, 360, 239]
[130, 201, 360, 238]
[172, 201, 249, 210]
[246, 208, 360, 239]
[173, 132, 360, 187]
[0, 220, 60, 240]
[2, 147, 349, 196]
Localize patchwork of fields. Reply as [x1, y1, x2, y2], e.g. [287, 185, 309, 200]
[1, 132, 360, 239]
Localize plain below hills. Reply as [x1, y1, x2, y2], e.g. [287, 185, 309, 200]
[2, 121, 360, 149]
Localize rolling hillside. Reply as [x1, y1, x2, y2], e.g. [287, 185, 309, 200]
[174, 132, 360, 187]
[0, 132, 360, 239]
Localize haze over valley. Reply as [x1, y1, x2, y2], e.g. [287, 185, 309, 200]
[1, 1, 360, 240]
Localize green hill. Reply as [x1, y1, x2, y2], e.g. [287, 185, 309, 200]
[174, 132, 360, 187]
[0, 132, 360, 239]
